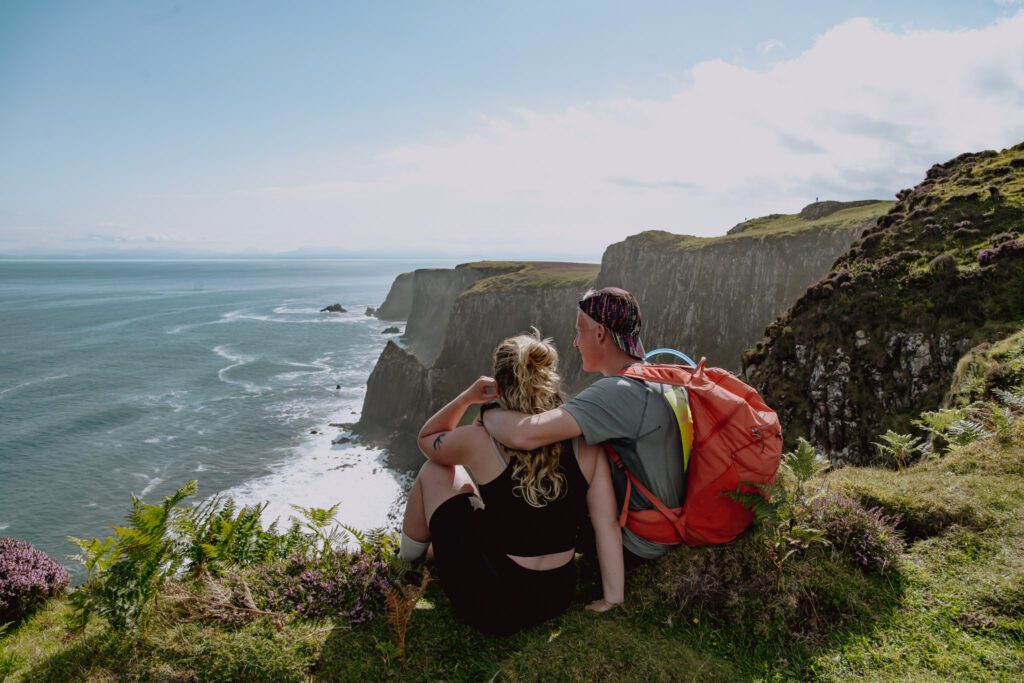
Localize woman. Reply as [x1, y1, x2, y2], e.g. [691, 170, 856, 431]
[399, 330, 624, 635]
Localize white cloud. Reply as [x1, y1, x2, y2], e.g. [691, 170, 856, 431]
[146, 12, 1024, 256]
[758, 39, 786, 53]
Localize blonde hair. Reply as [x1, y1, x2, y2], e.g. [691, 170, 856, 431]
[492, 328, 566, 508]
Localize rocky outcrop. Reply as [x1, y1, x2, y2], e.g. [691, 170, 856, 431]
[359, 341, 430, 442]
[743, 142, 1024, 464]
[374, 272, 415, 320]
[320, 303, 346, 313]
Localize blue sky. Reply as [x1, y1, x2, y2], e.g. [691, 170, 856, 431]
[2, 1, 1024, 259]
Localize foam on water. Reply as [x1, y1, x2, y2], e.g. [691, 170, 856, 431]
[132, 472, 165, 497]
[218, 430, 408, 536]
[0, 373, 71, 400]
[166, 309, 244, 335]
[213, 345, 265, 394]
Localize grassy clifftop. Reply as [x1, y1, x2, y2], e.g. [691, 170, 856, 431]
[3, 414, 1022, 680]
[461, 261, 600, 295]
[627, 199, 892, 253]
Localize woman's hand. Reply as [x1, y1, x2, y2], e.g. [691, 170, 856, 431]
[585, 598, 621, 613]
[461, 376, 498, 404]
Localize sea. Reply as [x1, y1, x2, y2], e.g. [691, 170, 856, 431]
[0, 259, 452, 575]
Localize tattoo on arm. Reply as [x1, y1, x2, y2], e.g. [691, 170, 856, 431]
[432, 433, 445, 451]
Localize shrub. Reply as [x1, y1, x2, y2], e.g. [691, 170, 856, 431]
[653, 532, 890, 645]
[0, 537, 69, 623]
[808, 492, 902, 573]
[68, 481, 198, 631]
[245, 546, 394, 624]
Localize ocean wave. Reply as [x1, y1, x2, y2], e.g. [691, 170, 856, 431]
[276, 359, 333, 382]
[272, 305, 323, 315]
[227, 313, 372, 325]
[213, 345, 265, 394]
[131, 472, 164, 498]
[0, 373, 71, 400]
[141, 389, 189, 413]
[0, 522, 9, 531]
[166, 309, 245, 335]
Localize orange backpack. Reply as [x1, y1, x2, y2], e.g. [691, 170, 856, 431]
[608, 351, 783, 546]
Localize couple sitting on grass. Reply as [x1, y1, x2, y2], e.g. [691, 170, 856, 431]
[399, 287, 686, 636]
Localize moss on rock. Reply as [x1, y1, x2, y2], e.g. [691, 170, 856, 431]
[743, 142, 1024, 463]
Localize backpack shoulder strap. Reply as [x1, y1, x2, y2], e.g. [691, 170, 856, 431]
[603, 444, 687, 542]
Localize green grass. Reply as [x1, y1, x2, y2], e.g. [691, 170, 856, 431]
[930, 143, 1024, 206]
[462, 261, 601, 294]
[628, 200, 893, 253]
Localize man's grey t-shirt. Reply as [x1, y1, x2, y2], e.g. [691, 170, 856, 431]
[563, 375, 686, 559]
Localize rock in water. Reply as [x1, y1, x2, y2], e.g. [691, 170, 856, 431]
[365, 306, 376, 316]
[382, 326, 401, 334]
[320, 303, 346, 313]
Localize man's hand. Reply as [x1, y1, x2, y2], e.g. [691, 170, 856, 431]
[461, 376, 498, 404]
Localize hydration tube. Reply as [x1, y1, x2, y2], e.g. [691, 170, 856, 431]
[644, 348, 697, 367]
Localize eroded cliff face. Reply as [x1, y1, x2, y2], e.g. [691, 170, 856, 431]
[374, 271, 414, 321]
[402, 264, 521, 365]
[359, 341, 429, 439]
[743, 143, 1024, 463]
[594, 221, 872, 373]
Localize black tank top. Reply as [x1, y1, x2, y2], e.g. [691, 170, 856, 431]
[478, 438, 589, 556]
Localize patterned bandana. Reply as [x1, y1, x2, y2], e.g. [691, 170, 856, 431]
[578, 287, 645, 359]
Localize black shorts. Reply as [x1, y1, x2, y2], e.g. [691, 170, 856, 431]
[429, 493, 576, 636]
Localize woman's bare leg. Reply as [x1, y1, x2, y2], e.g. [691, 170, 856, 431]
[401, 461, 477, 543]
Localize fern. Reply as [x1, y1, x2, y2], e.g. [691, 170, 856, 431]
[725, 482, 782, 529]
[386, 568, 430, 667]
[913, 408, 964, 453]
[783, 438, 829, 483]
[69, 480, 198, 632]
[993, 387, 1024, 411]
[728, 438, 830, 590]
[290, 503, 343, 559]
[947, 418, 992, 447]
[872, 430, 925, 472]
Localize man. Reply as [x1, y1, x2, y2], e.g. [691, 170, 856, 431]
[483, 287, 686, 568]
